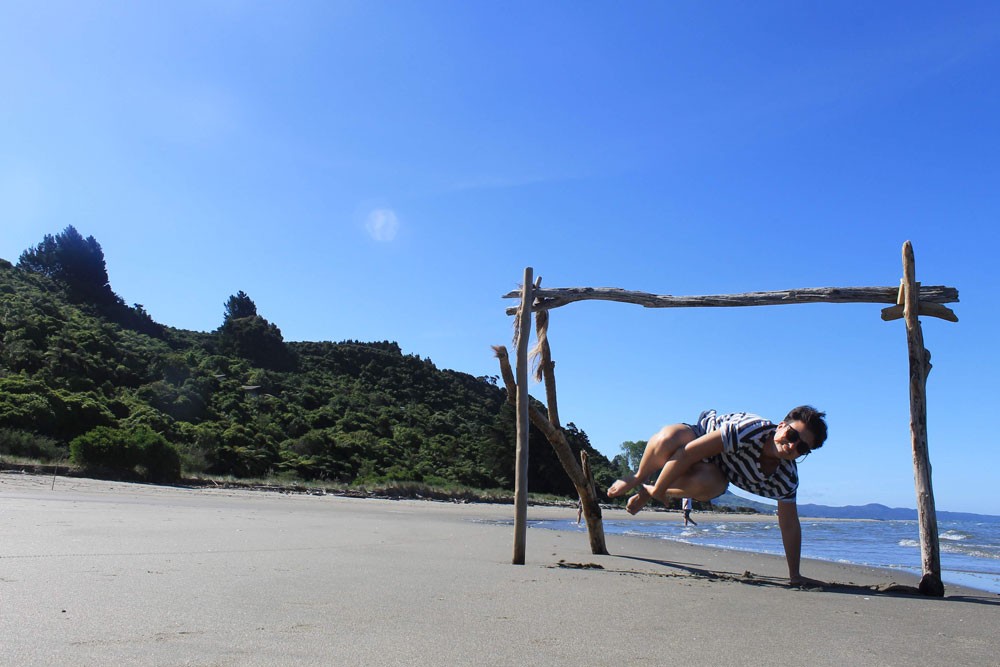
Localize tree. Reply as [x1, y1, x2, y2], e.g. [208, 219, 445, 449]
[17, 227, 163, 337]
[18, 225, 115, 307]
[218, 291, 293, 371]
[617, 440, 647, 474]
[223, 291, 258, 322]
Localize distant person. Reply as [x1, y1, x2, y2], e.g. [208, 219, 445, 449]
[607, 406, 828, 586]
[576, 500, 583, 525]
[682, 497, 697, 526]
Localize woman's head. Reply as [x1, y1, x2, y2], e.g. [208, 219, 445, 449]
[783, 405, 828, 453]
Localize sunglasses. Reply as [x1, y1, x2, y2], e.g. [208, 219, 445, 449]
[783, 423, 812, 456]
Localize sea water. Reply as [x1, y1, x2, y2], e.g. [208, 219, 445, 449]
[530, 515, 1000, 594]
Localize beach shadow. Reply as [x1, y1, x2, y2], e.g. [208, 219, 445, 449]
[556, 555, 1000, 607]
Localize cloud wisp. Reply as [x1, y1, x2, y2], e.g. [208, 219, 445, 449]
[365, 208, 400, 242]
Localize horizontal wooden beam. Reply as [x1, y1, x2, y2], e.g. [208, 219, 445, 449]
[503, 285, 959, 316]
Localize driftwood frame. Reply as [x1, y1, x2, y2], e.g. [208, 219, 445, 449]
[498, 241, 957, 596]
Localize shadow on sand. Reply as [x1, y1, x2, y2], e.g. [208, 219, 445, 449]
[551, 555, 1000, 607]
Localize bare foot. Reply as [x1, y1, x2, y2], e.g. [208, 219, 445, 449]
[625, 486, 653, 515]
[607, 476, 637, 498]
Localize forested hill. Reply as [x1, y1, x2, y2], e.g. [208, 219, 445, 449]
[0, 227, 617, 495]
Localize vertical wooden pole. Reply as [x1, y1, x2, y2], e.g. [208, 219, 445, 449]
[512, 267, 533, 565]
[901, 241, 944, 596]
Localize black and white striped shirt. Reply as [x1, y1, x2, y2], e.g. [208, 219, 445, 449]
[692, 410, 799, 502]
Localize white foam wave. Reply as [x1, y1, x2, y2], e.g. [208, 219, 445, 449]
[898, 538, 920, 548]
[940, 543, 1000, 560]
[939, 530, 970, 542]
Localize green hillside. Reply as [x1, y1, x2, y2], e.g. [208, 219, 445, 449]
[0, 227, 618, 496]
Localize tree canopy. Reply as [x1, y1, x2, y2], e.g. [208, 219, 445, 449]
[223, 291, 258, 321]
[218, 291, 293, 371]
[18, 225, 115, 307]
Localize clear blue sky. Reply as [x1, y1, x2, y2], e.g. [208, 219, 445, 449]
[2, 2, 998, 514]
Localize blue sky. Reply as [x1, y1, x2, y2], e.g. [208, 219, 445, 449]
[2, 1, 998, 514]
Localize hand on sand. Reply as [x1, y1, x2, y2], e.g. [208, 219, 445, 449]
[607, 477, 636, 498]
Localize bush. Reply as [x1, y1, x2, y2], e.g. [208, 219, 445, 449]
[138, 433, 182, 482]
[70, 426, 181, 482]
[0, 428, 66, 461]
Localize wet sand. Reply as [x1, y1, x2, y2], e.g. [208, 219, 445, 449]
[2, 472, 996, 666]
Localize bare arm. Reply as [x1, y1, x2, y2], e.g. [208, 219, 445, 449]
[778, 499, 817, 586]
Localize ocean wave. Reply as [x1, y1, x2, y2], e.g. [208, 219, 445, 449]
[939, 543, 1000, 560]
[898, 538, 920, 548]
[940, 530, 971, 541]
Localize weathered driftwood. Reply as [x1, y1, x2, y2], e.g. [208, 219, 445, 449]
[531, 304, 607, 554]
[503, 285, 959, 316]
[902, 243, 944, 597]
[511, 269, 533, 565]
[494, 344, 609, 556]
[532, 309, 560, 428]
[581, 451, 596, 498]
[881, 302, 958, 323]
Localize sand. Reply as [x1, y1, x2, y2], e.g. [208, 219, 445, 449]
[1, 471, 997, 666]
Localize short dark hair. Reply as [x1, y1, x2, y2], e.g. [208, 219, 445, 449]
[784, 405, 828, 450]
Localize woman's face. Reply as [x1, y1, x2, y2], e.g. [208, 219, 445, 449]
[772, 420, 815, 460]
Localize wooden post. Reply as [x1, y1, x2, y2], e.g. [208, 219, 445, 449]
[901, 241, 944, 596]
[531, 308, 608, 554]
[512, 268, 533, 565]
[493, 344, 609, 556]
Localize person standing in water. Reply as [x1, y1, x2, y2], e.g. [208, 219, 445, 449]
[682, 497, 697, 526]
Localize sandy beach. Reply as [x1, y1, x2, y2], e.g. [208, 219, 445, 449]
[1, 472, 996, 666]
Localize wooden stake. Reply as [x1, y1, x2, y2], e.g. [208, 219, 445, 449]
[901, 242, 944, 596]
[493, 344, 609, 556]
[512, 268, 533, 565]
[532, 308, 608, 554]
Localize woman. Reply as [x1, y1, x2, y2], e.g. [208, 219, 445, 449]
[608, 406, 828, 585]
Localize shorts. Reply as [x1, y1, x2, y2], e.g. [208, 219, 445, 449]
[682, 409, 717, 439]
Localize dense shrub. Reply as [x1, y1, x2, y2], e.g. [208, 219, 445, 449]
[138, 433, 183, 482]
[0, 428, 66, 461]
[70, 426, 181, 482]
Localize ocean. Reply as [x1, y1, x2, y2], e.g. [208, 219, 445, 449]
[530, 515, 1000, 594]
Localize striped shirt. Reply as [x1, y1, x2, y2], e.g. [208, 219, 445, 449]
[691, 410, 798, 502]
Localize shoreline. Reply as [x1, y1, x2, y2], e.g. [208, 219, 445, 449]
[3, 472, 998, 666]
[529, 508, 1000, 595]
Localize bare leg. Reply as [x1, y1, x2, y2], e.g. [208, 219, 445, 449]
[627, 462, 728, 515]
[607, 424, 698, 498]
